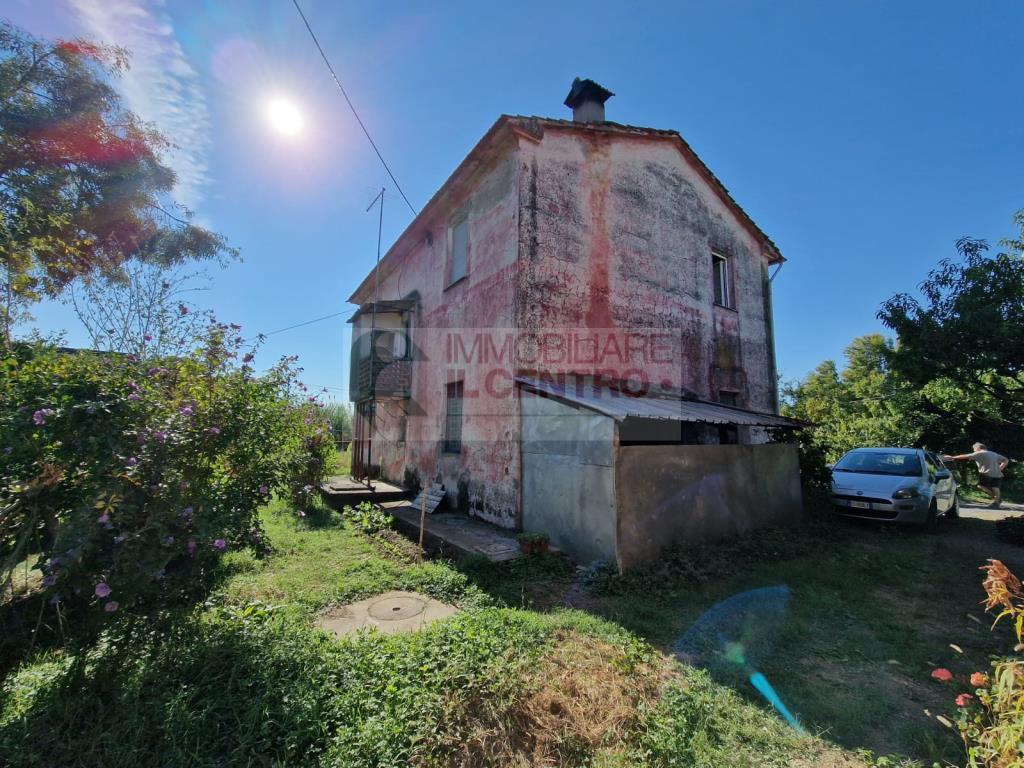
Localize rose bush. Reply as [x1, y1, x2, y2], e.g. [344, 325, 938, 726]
[0, 323, 329, 621]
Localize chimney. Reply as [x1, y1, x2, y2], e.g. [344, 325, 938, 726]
[564, 77, 614, 123]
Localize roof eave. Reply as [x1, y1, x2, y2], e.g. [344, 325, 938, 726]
[347, 116, 519, 306]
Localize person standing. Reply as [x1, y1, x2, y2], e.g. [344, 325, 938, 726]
[944, 443, 1010, 509]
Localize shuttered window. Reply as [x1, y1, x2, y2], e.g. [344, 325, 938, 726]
[712, 252, 734, 308]
[449, 218, 469, 285]
[444, 381, 464, 453]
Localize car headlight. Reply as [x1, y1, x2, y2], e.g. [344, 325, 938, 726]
[893, 487, 920, 500]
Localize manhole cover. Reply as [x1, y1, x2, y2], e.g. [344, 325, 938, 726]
[368, 595, 426, 621]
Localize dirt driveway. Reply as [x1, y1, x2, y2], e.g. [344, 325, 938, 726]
[945, 499, 1024, 567]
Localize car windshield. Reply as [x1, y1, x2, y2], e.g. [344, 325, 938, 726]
[833, 451, 922, 477]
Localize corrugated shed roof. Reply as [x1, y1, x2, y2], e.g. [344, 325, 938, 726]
[516, 377, 802, 428]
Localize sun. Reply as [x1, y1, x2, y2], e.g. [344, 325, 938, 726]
[266, 97, 304, 136]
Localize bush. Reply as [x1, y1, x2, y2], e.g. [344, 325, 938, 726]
[340, 502, 393, 535]
[0, 328, 327, 623]
[285, 402, 333, 513]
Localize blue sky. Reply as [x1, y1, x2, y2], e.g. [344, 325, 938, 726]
[7, 0, 1024, 402]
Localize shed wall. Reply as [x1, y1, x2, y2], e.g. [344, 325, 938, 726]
[520, 392, 617, 564]
[614, 443, 802, 570]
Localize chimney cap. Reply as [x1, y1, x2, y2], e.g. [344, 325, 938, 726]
[563, 77, 614, 109]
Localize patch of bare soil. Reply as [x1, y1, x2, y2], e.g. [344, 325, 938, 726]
[437, 630, 669, 767]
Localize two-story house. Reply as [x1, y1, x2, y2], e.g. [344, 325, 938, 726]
[348, 79, 802, 569]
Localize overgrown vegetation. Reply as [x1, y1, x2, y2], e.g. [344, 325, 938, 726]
[0, 502, 867, 768]
[460, 517, 1018, 764]
[0, 332, 330, 629]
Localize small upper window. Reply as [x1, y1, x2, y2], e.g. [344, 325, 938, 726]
[443, 381, 464, 453]
[448, 217, 469, 286]
[718, 391, 739, 407]
[712, 252, 734, 309]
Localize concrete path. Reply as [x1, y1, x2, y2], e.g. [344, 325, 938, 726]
[383, 503, 522, 562]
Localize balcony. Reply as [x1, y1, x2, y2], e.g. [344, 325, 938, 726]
[354, 355, 411, 400]
[349, 326, 413, 401]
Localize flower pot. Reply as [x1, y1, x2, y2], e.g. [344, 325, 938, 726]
[534, 539, 549, 555]
[520, 539, 536, 555]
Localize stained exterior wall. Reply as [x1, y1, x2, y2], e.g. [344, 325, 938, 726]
[515, 126, 777, 411]
[614, 443, 803, 571]
[350, 117, 782, 530]
[351, 141, 523, 527]
[520, 391, 617, 564]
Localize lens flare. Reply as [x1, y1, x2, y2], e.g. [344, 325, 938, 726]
[674, 586, 803, 731]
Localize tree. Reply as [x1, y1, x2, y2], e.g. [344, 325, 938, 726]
[782, 334, 935, 461]
[0, 21, 235, 344]
[878, 211, 1024, 455]
[68, 262, 216, 357]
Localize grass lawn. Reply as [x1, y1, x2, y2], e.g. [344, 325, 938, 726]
[461, 515, 1022, 764]
[0, 499, 885, 768]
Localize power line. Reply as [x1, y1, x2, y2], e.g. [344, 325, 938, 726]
[290, 0, 418, 218]
[249, 308, 356, 341]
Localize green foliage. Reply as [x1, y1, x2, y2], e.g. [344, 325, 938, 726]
[635, 673, 821, 767]
[0, 331, 325, 622]
[0, 606, 552, 768]
[340, 501, 393, 535]
[879, 212, 1024, 457]
[320, 402, 352, 442]
[286, 402, 333, 513]
[0, 21, 236, 342]
[516, 531, 550, 544]
[782, 334, 935, 462]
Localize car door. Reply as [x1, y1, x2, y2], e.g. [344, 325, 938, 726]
[925, 452, 953, 512]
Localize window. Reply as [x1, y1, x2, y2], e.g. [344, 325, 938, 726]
[448, 217, 469, 286]
[718, 391, 739, 407]
[712, 252, 733, 308]
[717, 424, 739, 445]
[443, 381, 464, 453]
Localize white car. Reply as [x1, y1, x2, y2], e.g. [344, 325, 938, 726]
[831, 447, 959, 526]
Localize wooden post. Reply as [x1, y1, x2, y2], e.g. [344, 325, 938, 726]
[418, 491, 426, 560]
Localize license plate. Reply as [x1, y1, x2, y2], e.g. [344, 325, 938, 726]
[849, 500, 870, 509]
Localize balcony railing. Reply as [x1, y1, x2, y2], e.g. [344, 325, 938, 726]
[352, 355, 411, 401]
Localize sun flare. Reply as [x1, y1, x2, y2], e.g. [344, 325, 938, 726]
[266, 98, 304, 136]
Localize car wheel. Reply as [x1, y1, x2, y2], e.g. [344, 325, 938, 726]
[946, 496, 960, 520]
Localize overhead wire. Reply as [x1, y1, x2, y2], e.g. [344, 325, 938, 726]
[290, 0, 418, 218]
[245, 308, 357, 342]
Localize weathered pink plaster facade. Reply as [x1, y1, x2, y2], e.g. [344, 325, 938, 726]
[349, 111, 783, 530]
